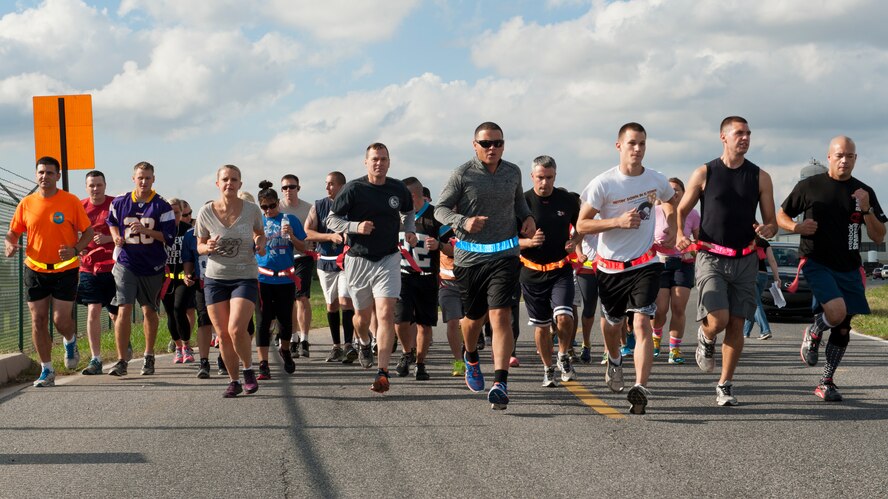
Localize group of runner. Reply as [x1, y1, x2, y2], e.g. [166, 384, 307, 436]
[5, 116, 885, 413]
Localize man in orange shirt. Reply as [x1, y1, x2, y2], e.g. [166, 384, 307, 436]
[5, 156, 93, 387]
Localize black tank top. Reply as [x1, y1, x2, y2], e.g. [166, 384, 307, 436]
[699, 158, 760, 252]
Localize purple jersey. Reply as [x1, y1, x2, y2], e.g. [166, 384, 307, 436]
[107, 190, 176, 276]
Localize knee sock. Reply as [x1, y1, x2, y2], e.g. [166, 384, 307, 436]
[342, 309, 355, 344]
[328, 311, 341, 345]
[653, 327, 663, 339]
[669, 336, 682, 349]
[809, 312, 836, 337]
[821, 321, 851, 383]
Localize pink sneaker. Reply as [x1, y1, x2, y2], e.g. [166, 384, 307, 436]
[183, 346, 195, 363]
[173, 347, 184, 364]
[509, 356, 520, 368]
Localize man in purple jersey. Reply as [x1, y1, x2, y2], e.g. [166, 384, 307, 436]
[106, 162, 177, 377]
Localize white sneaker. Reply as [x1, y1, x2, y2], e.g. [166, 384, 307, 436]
[716, 381, 739, 406]
[542, 366, 557, 388]
[695, 327, 715, 373]
[605, 358, 624, 393]
[557, 354, 577, 382]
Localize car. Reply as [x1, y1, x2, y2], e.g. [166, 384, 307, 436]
[761, 242, 814, 319]
[882, 267, 888, 279]
[874, 267, 883, 280]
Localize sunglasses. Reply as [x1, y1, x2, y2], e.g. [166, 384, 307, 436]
[475, 139, 504, 149]
[182, 211, 192, 217]
[281, 185, 299, 191]
[260, 202, 278, 211]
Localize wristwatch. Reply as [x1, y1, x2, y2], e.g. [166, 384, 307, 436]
[863, 207, 874, 216]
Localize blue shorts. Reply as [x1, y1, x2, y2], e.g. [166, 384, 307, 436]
[659, 258, 695, 289]
[77, 271, 119, 314]
[803, 259, 870, 316]
[204, 278, 259, 306]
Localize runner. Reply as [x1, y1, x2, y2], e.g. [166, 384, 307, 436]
[162, 198, 197, 364]
[255, 181, 305, 379]
[576, 122, 675, 414]
[778, 135, 886, 402]
[106, 162, 176, 377]
[742, 234, 780, 340]
[304, 171, 357, 363]
[574, 231, 601, 364]
[326, 143, 416, 392]
[279, 174, 314, 358]
[5, 156, 92, 386]
[518, 156, 580, 387]
[77, 170, 119, 375]
[438, 233, 465, 376]
[181, 204, 215, 379]
[652, 177, 699, 364]
[197, 165, 266, 397]
[676, 116, 778, 406]
[435, 121, 536, 410]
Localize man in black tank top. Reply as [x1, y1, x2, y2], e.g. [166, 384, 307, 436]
[676, 116, 777, 407]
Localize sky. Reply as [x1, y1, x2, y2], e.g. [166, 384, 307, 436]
[2, 0, 888, 209]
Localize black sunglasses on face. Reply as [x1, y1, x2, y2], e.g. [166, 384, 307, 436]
[475, 140, 504, 149]
[281, 185, 299, 191]
[260, 202, 278, 211]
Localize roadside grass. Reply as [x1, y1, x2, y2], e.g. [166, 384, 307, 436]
[852, 285, 888, 340]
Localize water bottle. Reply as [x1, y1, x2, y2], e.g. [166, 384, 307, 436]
[281, 216, 290, 236]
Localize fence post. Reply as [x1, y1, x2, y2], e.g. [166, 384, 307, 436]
[18, 236, 23, 352]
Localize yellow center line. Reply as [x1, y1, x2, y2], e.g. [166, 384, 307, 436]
[561, 381, 625, 419]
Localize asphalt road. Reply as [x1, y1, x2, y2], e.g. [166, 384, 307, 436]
[1, 287, 887, 498]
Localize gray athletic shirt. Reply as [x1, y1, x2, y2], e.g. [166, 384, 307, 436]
[195, 201, 263, 280]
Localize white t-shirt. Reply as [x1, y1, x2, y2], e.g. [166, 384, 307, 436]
[580, 166, 674, 274]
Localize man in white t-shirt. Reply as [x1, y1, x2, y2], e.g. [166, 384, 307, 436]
[577, 122, 675, 415]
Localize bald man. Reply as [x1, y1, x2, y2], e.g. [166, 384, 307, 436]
[778, 136, 886, 402]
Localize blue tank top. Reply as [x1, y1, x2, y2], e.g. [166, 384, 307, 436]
[699, 158, 760, 252]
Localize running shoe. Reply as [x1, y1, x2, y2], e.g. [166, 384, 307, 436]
[605, 358, 624, 393]
[716, 381, 738, 406]
[257, 360, 271, 380]
[814, 379, 843, 402]
[217, 356, 227, 376]
[223, 381, 243, 398]
[620, 345, 632, 358]
[580, 345, 592, 364]
[342, 344, 358, 364]
[542, 365, 557, 388]
[476, 334, 486, 351]
[627, 384, 650, 415]
[167, 339, 176, 353]
[626, 332, 636, 351]
[325, 346, 344, 363]
[64, 339, 80, 370]
[801, 326, 821, 366]
[33, 367, 55, 388]
[652, 335, 662, 358]
[197, 359, 211, 379]
[488, 382, 509, 410]
[414, 363, 430, 381]
[758, 332, 773, 340]
[140, 355, 155, 375]
[173, 348, 184, 364]
[183, 346, 195, 363]
[371, 369, 390, 393]
[358, 342, 374, 369]
[371, 337, 377, 355]
[668, 347, 685, 365]
[568, 348, 580, 363]
[509, 356, 520, 368]
[395, 351, 415, 377]
[464, 353, 485, 392]
[451, 360, 466, 377]
[600, 351, 608, 365]
[278, 347, 296, 374]
[290, 340, 300, 357]
[558, 354, 577, 382]
[243, 368, 259, 394]
[81, 358, 102, 375]
[695, 327, 715, 373]
[108, 360, 128, 376]
[211, 335, 219, 348]
[299, 340, 310, 358]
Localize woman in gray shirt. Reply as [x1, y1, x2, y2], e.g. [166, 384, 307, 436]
[196, 164, 266, 398]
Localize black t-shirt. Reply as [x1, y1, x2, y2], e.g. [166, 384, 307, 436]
[399, 202, 448, 276]
[520, 188, 579, 284]
[330, 176, 413, 261]
[165, 221, 191, 275]
[781, 173, 887, 272]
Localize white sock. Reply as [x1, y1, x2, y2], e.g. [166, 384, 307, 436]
[41, 361, 53, 370]
[300, 332, 308, 342]
[609, 354, 622, 365]
[92, 355, 101, 362]
[63, 336, 76, 345]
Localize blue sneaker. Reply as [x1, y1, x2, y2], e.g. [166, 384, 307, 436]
[33, 368, 55, 387]
[64, 339, 80, 370]
[464, 353, 485, 392]
[620, 345, 632, 358]
[625, 332, 636, 351]
[580, 345, 592, 364]
[488, 382, 509, 410]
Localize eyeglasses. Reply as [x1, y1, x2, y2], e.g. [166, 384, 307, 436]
[281, 185, 299, 191]
[475, 140, 504, 149]
[182, 211, 192, 217]
[260, 202, 278, 211]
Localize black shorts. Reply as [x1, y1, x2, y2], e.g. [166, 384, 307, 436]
[194, 286, 211, 328]
[394, 273, 439, 326]
[659, 258, 695, 289]
[25, 267, 79, 302]
[293, 256, 314, 299]
[76, 271, 119, 314]
[454, 256, 520, 321]
[597, 263, 663, 325]
[521, 267, 574, 327]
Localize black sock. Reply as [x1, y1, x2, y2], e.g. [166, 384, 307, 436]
[328, 311, 341, 344]
[466, 349, 480, 363]
[342, 309, 355, 344]
[494, 369, 508, 384]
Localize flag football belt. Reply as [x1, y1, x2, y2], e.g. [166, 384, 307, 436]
[694, 240, 756, 258]
[165, 271, 187, 280]
[258, 266, 302, 290]
[652, 243, 695, 263]
[455, 237, 519, 253]
[520, 255, 569, 272]
[595, 248, 656, 271]
[26, 256, 78, 271]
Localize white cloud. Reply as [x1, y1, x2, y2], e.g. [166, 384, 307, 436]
[262, 0, 419, 42]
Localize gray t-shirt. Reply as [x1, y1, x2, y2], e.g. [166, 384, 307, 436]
[281, 199, 312, 257]
[196, 201, 263, 280]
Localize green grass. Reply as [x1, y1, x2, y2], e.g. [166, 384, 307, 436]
[853, 285, 888, 340]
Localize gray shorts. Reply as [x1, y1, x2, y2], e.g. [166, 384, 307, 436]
[317, 267, 350, 303]
[344, 252, 401, 311]
[439, 279, 463, 323]
[111, 263, 164, 311]
[695, 251, 757, 322]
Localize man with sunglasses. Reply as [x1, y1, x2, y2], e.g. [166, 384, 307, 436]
[280, 174, 314, 358]
[435, 122, 536, 410]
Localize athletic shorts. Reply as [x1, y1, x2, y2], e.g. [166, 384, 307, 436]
[344, 252, 401, 311]
[293, 256, 314, 299]
[194, 286, 211, 327]
[111, 263, 163, 311]
[24, 267, 79, 302]
[394, 273, 439, 326]
[803, 258, 870, 316]
[659, 258, 695, 289]
[317, 267, 350, 303]
[453, 256, 520, 321]
[695, 251, 757, 321]
[76, 271, 119, 314]
[521, 268, 575, 327]
[572, 273, 583, 308]
[576, 271, 599, 319]
[597, 263, 663, 325]
[203, 277, 259, 306]
[438, 279, 463, 323]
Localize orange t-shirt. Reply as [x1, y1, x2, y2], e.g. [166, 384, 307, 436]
[10, 190, 91, 273]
